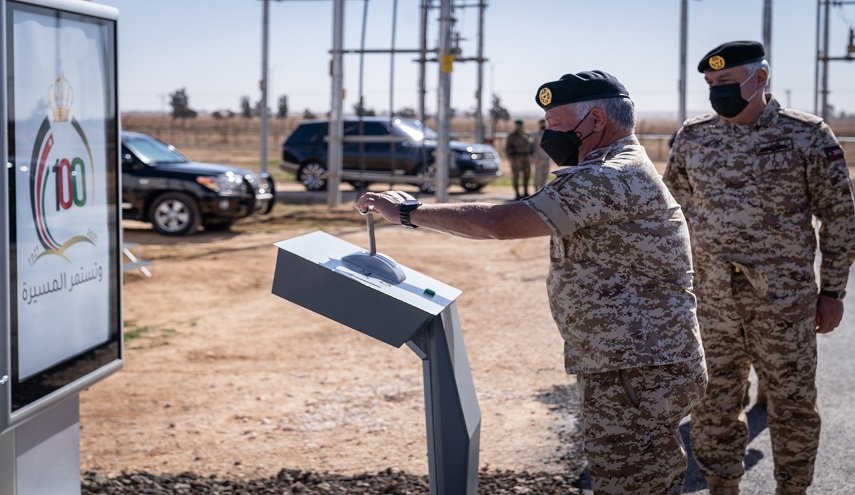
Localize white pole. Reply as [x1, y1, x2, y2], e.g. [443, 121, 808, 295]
[327, 0, 345, 207]
[678, 0, 687, 126]
[436, 0, 453, 202]
[260, 0, 270, 175]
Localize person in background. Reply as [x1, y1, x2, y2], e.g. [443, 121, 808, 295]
[356, 70, 707, 494]
[531, 118, 553, 190]
[664, 40, 855, 495]
[505, 118, 533, 199]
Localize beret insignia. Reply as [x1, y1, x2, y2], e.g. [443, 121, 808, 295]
[709, 55, 726, 70]
[538, 87, 553, 107]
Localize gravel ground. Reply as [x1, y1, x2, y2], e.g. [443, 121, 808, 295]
[82, 468, 585, 494]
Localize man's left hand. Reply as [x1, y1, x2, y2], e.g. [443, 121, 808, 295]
[354, 190, 417, 225]
[816, 295, 844, 334]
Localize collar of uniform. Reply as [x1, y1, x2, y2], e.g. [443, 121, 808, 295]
[553, 135, 639, 175]
[753, 93, 780, 129]
[715, 93, 780, 130]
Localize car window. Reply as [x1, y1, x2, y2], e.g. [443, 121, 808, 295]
[360, 122, 390, 136]
[395, 119, 437, 141]
[288, 123, 327, 144]
[123, 135, 188, 165]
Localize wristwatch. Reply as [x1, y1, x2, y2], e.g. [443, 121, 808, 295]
[399, 199, 422, 228]
[819, 289, 847, 300]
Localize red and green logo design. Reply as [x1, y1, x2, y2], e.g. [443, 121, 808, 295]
[28, 74, 97, 264]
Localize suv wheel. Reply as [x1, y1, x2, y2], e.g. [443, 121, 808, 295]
[462, 181, 484, 193]
[417, 163, 437, 194]
[298, 161, 328, 191]
[149, 192, 201, 236]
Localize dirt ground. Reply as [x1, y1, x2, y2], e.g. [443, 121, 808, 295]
[79, 191, 585, 481]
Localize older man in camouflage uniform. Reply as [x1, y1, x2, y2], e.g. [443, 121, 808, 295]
[664, 41, 855, 495]
[356, 70, 707, 495]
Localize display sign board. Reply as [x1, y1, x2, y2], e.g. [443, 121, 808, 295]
[3, 0, 121, 426]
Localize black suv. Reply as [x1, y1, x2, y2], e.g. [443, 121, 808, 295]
[280, 117, 501, 192]
[121, 131, 275, 235]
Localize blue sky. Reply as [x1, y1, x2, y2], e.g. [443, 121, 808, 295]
[98, 0, 855, 119]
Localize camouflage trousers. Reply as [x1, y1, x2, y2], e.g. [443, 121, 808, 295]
[691, 271, 820, 492]
[509, 156, 531, 194]
[577, 357, 707, 495]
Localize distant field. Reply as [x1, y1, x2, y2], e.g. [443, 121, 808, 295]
[122, 114, 855, 180]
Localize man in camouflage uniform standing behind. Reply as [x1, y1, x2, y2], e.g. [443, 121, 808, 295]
[356, 70, 707, 494]
[531, 118, 553, 191]
[505, 119, 533, 199]
[664, 41, 855, 495]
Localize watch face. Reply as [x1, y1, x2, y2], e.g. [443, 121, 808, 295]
[402, 199, 420, 207]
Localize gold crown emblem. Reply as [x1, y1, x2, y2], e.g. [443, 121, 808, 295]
[48, 73, 74, 123]
[538, 87, 553, 107]
[708, 55, 726, 71]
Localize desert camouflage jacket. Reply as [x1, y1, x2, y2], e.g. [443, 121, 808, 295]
[664, 96, 855, 314]
[524, 135, 704, 374]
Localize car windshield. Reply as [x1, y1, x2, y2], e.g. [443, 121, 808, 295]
[124, 135, 188, 165]
[395, 119, 438, 142]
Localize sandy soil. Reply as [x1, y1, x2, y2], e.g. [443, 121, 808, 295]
[79, 196, 584, 481]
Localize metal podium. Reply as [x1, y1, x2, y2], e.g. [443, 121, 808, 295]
[272, 230, 481, 494]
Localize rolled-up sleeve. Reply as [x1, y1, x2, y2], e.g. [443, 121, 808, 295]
[523, 168, 632, 238]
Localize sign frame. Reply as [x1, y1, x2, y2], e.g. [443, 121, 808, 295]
[1, 0, 122, 431]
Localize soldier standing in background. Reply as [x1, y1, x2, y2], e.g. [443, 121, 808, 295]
[505, 119, 533, 199]
[356, 70, 707, 494]
[531, 118, 553, 190]
[664, 41, 855, 495]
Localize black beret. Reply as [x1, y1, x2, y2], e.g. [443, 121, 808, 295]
[535, 70, 630, 110]
[697, 41, 765, 73]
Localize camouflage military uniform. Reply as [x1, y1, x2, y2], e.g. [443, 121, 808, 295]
[664, 96, 855, 493]
[505, 128, 532, 197]
[524, 135, 707, 494]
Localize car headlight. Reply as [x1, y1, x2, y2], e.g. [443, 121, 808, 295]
[196, 172, 245, 196]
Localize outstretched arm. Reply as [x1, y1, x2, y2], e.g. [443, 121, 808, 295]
[354, 190, 550, 240]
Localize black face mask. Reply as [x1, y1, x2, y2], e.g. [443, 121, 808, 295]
[539, 112, 594, 166]
[708, 75, 758, 118]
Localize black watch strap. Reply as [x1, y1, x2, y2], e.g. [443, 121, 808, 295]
[819, 289, 847, 300]
[399, 201, 422, 228]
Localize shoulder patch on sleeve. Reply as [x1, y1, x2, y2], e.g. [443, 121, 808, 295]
[682, 113, 717, 128]
[824, 145, 845, 162]
[779, 107, 823, 125]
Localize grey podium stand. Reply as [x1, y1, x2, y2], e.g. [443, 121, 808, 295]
[272, 230, 481, 494]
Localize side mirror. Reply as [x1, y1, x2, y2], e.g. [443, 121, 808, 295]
[121, 153, 135, 169]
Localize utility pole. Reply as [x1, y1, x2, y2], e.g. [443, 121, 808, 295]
[328, 0, 345, 207]
[678, 0, 688, 126]
[817, 0, 855, 119]
[821, 0, 830, 118]
[762, 0, 772, 90]
[260, 0, 270, 175]
[436, 0, 453, 202]
[474, 0, 486, 143]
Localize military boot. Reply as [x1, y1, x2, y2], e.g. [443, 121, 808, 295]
[706, 476, 740, 495]
[775, 484, 807, 495]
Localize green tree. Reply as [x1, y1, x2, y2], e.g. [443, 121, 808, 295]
[395, 107, 417, 118]
[277, 95, 289, 119]
[169, 88, 197, 119]
[489, 94, 510, 139]
[240, 96, 252, 119]
[303, 108, 317, 120]
[353, 99, 376, 117]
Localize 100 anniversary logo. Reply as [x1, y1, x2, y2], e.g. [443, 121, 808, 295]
[28, 74, 98, 265]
